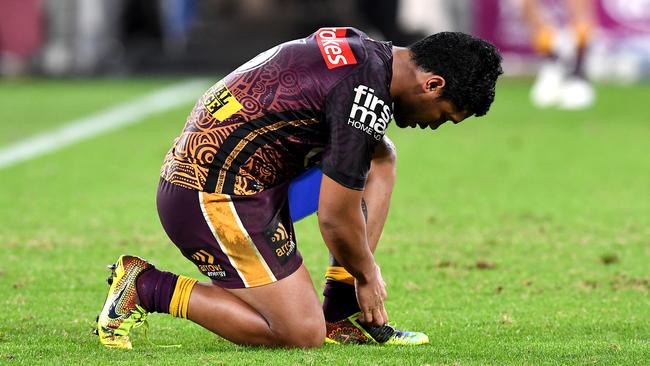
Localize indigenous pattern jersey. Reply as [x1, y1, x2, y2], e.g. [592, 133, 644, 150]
[161, 27, 393, 195]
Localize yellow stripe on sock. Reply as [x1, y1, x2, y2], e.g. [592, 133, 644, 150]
[170, 276, 198, 319]
[325, 266, 355, 286]
[572, 21, 593, 48]
[533, 26, 555, 55]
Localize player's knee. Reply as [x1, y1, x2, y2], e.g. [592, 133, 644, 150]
[275, 316, 325, 348]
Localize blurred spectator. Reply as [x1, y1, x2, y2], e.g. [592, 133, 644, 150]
[120, 0, 163, 71]
[524, 0, 597, 109]
[4, 0, 479, 76]
[160, 0, 197, 55]
[41, 0, 124, 75]
[40, 0, 198, 75]
[398, 0, 440, 36]
[397, 0, 469, 36]
[357, 0, 416, 45]
[0, 0, 43, 77]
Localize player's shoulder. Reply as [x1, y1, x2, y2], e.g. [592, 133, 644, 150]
[308, 27, 392, 72]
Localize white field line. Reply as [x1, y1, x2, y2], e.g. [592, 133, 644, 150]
[0, 79, 209, 170]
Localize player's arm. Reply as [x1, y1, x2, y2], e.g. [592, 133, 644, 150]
[364, 136, 397, 251]
[318, 174, 388, 326]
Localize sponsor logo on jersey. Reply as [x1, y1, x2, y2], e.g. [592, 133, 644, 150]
[316, 28, 357, 69]
[203, 81, 243, 121]
[264, 220, 296, 265]
[347, 84, 392, 141]
[191, 249, 227, 278]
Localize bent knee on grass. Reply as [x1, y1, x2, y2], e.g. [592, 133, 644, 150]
[225, 265, 326, 348]
[271, 315, 326, 348]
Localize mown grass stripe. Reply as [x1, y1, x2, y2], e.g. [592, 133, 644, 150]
[0, 79, 209, 170]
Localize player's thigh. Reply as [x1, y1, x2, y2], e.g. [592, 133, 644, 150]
[228, 264, 325, 347]
[157, 178, 304, 289]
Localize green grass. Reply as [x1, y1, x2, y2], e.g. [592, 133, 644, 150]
[0, 78, 179, 145]
[0, 78, 649, 365]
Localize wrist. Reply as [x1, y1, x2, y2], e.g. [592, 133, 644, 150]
[354, 265, 378, 284]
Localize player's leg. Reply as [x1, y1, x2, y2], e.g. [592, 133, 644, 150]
[186, 263, 324, 347]
[98, 255, 323, 348]
[97, 179, 324, 349]
[558, 0, 595, 109]
[522, 0, 566, 108]
[566, 0, 594, 80]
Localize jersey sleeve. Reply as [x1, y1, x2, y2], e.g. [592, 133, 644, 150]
[321, 60, 393, 190]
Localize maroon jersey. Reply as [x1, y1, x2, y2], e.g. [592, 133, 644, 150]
[161, 27, 393, 195]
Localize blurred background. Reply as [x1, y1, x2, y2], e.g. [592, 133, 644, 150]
[1, 2, 649, 363]
[1, 0, 649, 81]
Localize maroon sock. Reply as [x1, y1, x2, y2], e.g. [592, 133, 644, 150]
[572, 46, 587, 79]
[136, 267, 179, 314]
[322, 279, 360, 322]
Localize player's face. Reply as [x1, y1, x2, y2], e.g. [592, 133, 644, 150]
[394, 98, 469, 130]
[393, 74, 470, 130]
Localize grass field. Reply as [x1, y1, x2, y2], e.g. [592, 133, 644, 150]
[0, 78, 649, 365]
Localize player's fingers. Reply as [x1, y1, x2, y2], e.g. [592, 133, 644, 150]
[362, 309, 373, 325]
[371, 307, 385, 326]
[381, 306, 389, 324]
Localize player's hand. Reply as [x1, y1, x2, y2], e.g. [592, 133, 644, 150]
[354, 265, 389, 326]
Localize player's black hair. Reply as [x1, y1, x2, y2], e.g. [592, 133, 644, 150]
[408, 32, 503, 116]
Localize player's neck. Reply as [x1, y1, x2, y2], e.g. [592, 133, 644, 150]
[390, 46, 417, 99]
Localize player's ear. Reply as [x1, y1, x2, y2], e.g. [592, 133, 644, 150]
[423, 75, 446, 97]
